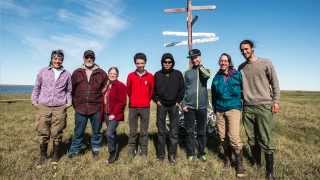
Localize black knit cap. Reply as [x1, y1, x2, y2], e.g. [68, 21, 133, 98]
[134, 52, 147, 63]
[83, 50, 95, 58]
[161, 53, 175, 67]
[187, 49, 201, 59]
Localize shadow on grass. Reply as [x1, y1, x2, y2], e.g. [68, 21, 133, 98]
[59, 129, 229, 160]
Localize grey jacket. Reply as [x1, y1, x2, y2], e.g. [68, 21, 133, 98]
[182, 65, 211, 110]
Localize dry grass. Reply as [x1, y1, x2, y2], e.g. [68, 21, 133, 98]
[0, 91, 319, 179]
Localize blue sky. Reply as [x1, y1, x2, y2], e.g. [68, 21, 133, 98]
[1, 0, 320, 91]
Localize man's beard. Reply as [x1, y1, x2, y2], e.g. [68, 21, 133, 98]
[85, 62, 94, 68]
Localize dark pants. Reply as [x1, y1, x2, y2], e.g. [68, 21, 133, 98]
[69, 111, 102, 154]
[184, 108, 207, 156]
[104, 114, 119, 153]
[156, 104, 179, 158]
[128, 108, 150, 155]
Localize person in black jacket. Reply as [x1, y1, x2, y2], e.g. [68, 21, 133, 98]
[153, 53, 185, 164]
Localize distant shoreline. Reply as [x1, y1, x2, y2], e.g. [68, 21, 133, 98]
[0, 85, 33, 94]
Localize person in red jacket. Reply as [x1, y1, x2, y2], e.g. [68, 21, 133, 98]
[127, 52, 154, 159]
[102, 67, 127, 164]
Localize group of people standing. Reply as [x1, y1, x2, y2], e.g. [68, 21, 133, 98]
[31, 39, 280, 179]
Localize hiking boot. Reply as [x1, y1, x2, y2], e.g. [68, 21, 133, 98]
[235, 150, 246, 178]
[106, 151, 117, 164]
[265, 153, 275, 180]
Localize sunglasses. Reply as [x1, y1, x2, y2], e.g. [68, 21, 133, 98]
[85, 56, 95, 59]
[163, 61, 172, 64]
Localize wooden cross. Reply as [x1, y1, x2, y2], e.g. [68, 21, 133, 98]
[164, 0, 216, 51]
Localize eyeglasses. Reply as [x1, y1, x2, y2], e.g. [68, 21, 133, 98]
[163, 61, 172, 64]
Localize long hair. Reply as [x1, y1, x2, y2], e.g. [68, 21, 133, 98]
[219, 53, 234, 69]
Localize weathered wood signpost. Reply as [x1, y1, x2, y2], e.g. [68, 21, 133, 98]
[163, 0, 218, 51]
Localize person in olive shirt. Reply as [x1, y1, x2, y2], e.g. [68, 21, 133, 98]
[181, 49, 211, 162]
[239, 40, 280, 180]
[153, 53, 185, 164]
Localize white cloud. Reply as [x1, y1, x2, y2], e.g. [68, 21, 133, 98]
[25, 35, 103, 60]
[57, 0, 127, 38]
[5, 0, 128, 60]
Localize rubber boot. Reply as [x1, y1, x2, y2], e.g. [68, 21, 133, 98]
[36, 143, 48, 167]
[265, 153, 275, 180]
[234, 149, 246, 178]
[250, 145, 262, 167]
[51, 143, 60, 164]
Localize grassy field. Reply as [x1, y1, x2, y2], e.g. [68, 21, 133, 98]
[0, 91, 319, 179]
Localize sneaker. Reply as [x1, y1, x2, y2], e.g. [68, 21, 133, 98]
[188, 156, 195, 161]
[168, 155, 176, 165]
[199, 155, 207, 162]
[67, 152, 80, 159]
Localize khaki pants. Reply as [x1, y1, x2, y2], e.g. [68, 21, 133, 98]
[35, 104, 67, 145]
[216, 109, 242, 152]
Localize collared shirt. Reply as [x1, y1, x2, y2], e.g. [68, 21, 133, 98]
[71, 65, 107, 115]
[31, 66, 72, 106]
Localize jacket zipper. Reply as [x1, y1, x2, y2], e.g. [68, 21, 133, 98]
[196, 68, 199, 110]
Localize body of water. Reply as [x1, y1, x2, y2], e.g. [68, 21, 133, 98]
[0, 85, 33, 94]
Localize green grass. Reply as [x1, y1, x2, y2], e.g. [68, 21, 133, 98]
[0, 91, 320, 179]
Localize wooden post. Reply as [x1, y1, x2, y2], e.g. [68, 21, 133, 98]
[163, 0, 216, 63]
[187, 0, 192, 51]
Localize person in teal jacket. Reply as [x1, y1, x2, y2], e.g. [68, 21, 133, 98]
[211, 53, 246, 178]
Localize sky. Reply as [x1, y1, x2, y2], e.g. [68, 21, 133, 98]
[1, 0, 320, 91]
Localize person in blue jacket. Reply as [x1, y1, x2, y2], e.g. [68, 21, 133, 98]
[211, 53, 246, 178]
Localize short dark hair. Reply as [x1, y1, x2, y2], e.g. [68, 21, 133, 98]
[219, 53, 234, 69]
[107, 66, 119, 75]
[134, 52, 147, 63]
[49, 49, 64, 66]
[239, 39, 255, 49]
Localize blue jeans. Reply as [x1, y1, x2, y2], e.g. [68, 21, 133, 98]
[105, 117, 119, 153]
[69, 111, 102, 154]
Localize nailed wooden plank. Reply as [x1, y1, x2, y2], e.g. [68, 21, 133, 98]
[191, 5, 216, 11]
[163, 31, 216, 38]
[191, 15, 198, 26]
[164, 8, 187, 13]
[164, 37, 219, 47]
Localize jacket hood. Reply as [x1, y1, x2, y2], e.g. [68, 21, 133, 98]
[161, 53, 175, 73]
